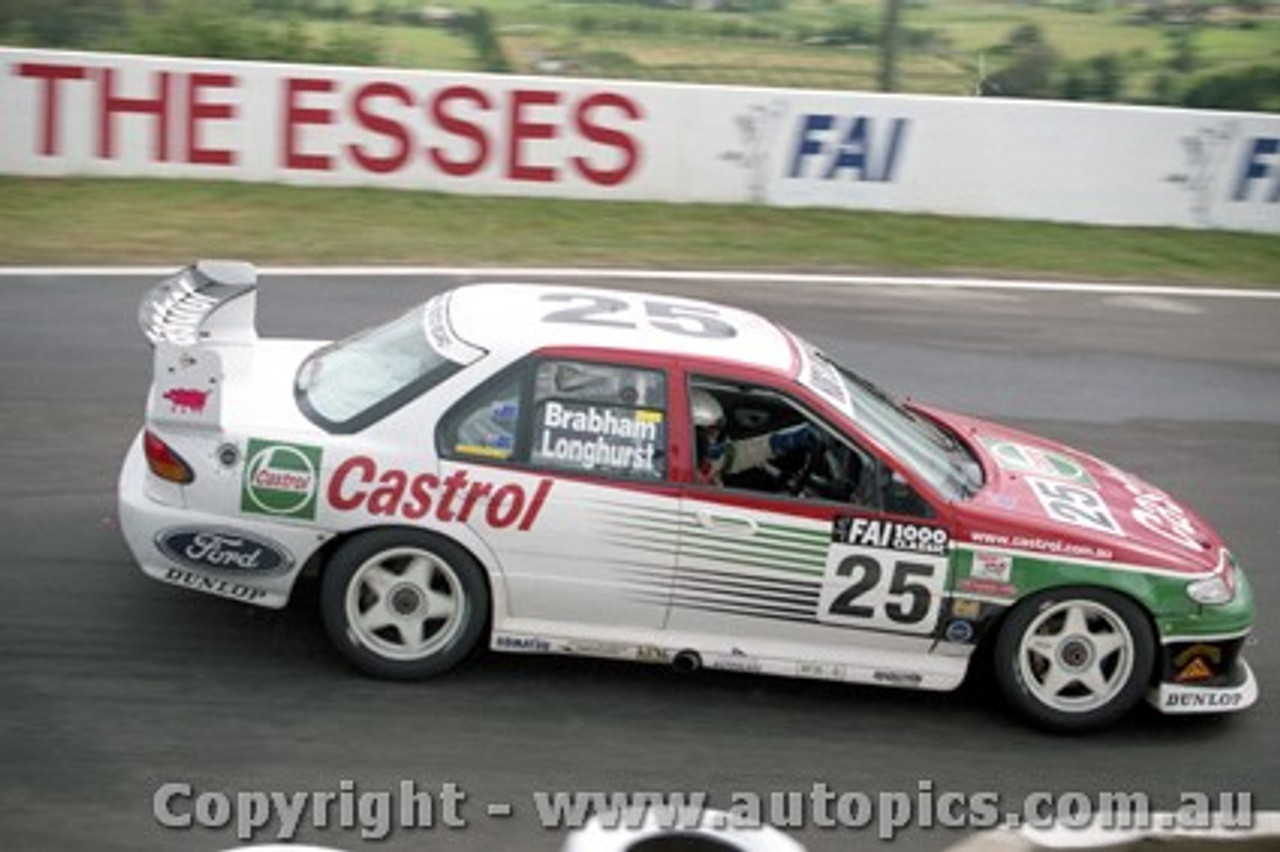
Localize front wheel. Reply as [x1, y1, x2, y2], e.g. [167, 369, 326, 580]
[994, 587, 1155, 732]
[321, 530, 489, 680]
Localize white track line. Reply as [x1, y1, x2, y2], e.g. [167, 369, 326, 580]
[2, 265, 1277, 300]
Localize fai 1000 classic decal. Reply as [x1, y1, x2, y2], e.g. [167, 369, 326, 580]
[819, 516, 949, 635]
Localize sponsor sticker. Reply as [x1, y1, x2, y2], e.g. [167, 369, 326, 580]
[832, 516, 949, 556]
[493, 634, 552, 653]
[532, 400, 664, 477]
[1175, 658, 1215, 683]
[636, 645, 672, 664]
[1163, 691, 1244, 710]
[241, 439, 322, 520]
[872, 670, 923, 687]
[327, 457, 552, 532]
[961, 551, 1017, 598]
[1173, 643, 1222, 683]
[944, 620, 975, 644]
[563, 639, 633, 659]
[796, 661, 848, 680]
[155, 528, 292, 574]
[951, 599, 982, 620]
[161, 567, 267, 603]
[972, 551, 1012, 582]
[162, 387, 212, 415]
[985, 440, 1095, 487]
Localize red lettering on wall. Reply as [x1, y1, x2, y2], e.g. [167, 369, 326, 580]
[347, 82, 414, 175]
[507, 89, 560, 182]
[97, 68, 173, 161]
[430, 85, 491, 177]
[15, 62, 87, 156]
[186, 73, 237, 166]
[573, 92, 643, 187]
[283, 77, 336, 171]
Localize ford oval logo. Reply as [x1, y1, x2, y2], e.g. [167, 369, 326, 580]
[155, 527, 292, 574]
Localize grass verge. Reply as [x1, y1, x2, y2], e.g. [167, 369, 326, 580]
[1, 177, 1276, 286]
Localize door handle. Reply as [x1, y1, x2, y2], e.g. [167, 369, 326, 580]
[696, 509, 758, 536]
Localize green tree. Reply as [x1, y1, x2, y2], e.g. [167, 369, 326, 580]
[1088, 52, 1123, 101]
[983, 24, 1062, 98]
[463, 8, 511, 73]
[3, 0, 127, 47]
[1183, 65, 1280, 112]
[1167, 27, 1200, 74]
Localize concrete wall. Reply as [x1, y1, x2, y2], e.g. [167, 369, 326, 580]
[2, 48, 1277, 233]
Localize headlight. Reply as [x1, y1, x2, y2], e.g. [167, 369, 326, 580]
[1187, 575, 1235, 605]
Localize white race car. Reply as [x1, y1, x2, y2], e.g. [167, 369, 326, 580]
[119, 262, 1256, 731]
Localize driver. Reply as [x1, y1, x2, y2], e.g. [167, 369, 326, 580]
[692, 388, 821, 487]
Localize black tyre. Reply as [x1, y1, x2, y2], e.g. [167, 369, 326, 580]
[321, 529, 489, 680]
[994, 586, 1155, 732]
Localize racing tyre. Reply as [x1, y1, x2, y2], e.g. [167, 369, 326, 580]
[994, 587, 1155, 732]
[321, 530, 489, 680]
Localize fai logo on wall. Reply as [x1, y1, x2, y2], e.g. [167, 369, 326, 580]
[787, 114, 911, 183]
[241, 439, 322, 520]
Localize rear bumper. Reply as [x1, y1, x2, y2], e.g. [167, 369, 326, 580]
[118, 431, 326, 609]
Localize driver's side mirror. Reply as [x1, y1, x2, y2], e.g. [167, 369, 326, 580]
[879, 466, 933, 518]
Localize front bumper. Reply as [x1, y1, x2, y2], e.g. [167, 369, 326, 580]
[118, 431, 325, 609]
[1148, 657, 1258, 714]
[1146, 557, 1258, 715]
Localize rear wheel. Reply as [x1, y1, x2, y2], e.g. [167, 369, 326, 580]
[994, 587, 1154, 732]
[321, 530, 488, 679]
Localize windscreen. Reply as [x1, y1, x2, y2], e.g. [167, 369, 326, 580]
[798, 343, 982, 502]
[295, 299, 479, 433]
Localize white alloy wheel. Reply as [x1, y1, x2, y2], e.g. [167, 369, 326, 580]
[322, 531, 488, 679]
[995, 587, 1154, 732]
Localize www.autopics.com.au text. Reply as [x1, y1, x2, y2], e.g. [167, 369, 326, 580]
[152, 780, 1255, 842]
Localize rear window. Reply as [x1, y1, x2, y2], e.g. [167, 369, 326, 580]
[296, 297, 482, 433]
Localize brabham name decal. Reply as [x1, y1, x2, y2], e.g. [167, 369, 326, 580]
[533, 400, 663, 477]
[327, 456, 552, 531]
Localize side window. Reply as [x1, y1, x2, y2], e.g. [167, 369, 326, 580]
[443, 372, 524, 461]
[530, 361, 668, 479]
[691, 379, 876, 506]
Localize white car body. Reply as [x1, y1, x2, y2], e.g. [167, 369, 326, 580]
[119, 262, 1257, 731]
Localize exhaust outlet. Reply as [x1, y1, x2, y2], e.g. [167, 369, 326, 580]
[672, 650, 702, 673]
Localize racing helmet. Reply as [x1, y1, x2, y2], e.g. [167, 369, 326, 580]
[690, 388, 725, 429]
[691, 388, 728, 465]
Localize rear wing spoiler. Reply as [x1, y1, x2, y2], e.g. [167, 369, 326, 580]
[139, 260, 258, 346]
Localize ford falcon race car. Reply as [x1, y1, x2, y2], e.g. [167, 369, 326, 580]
[119, 261, 1257, 732]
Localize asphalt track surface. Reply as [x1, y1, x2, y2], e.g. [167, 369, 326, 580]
[2, 269, 1278, 852]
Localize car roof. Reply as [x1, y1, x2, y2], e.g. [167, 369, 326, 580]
[444, 283, 799, 375]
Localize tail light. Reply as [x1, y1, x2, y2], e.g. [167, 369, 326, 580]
[144, 430, 195, 484]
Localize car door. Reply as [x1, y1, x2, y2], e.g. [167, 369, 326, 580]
[437, 353, 681, 635]
[670, 372, 956, 676]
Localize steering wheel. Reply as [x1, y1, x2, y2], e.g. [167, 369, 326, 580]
[784, 440, 829, 497]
